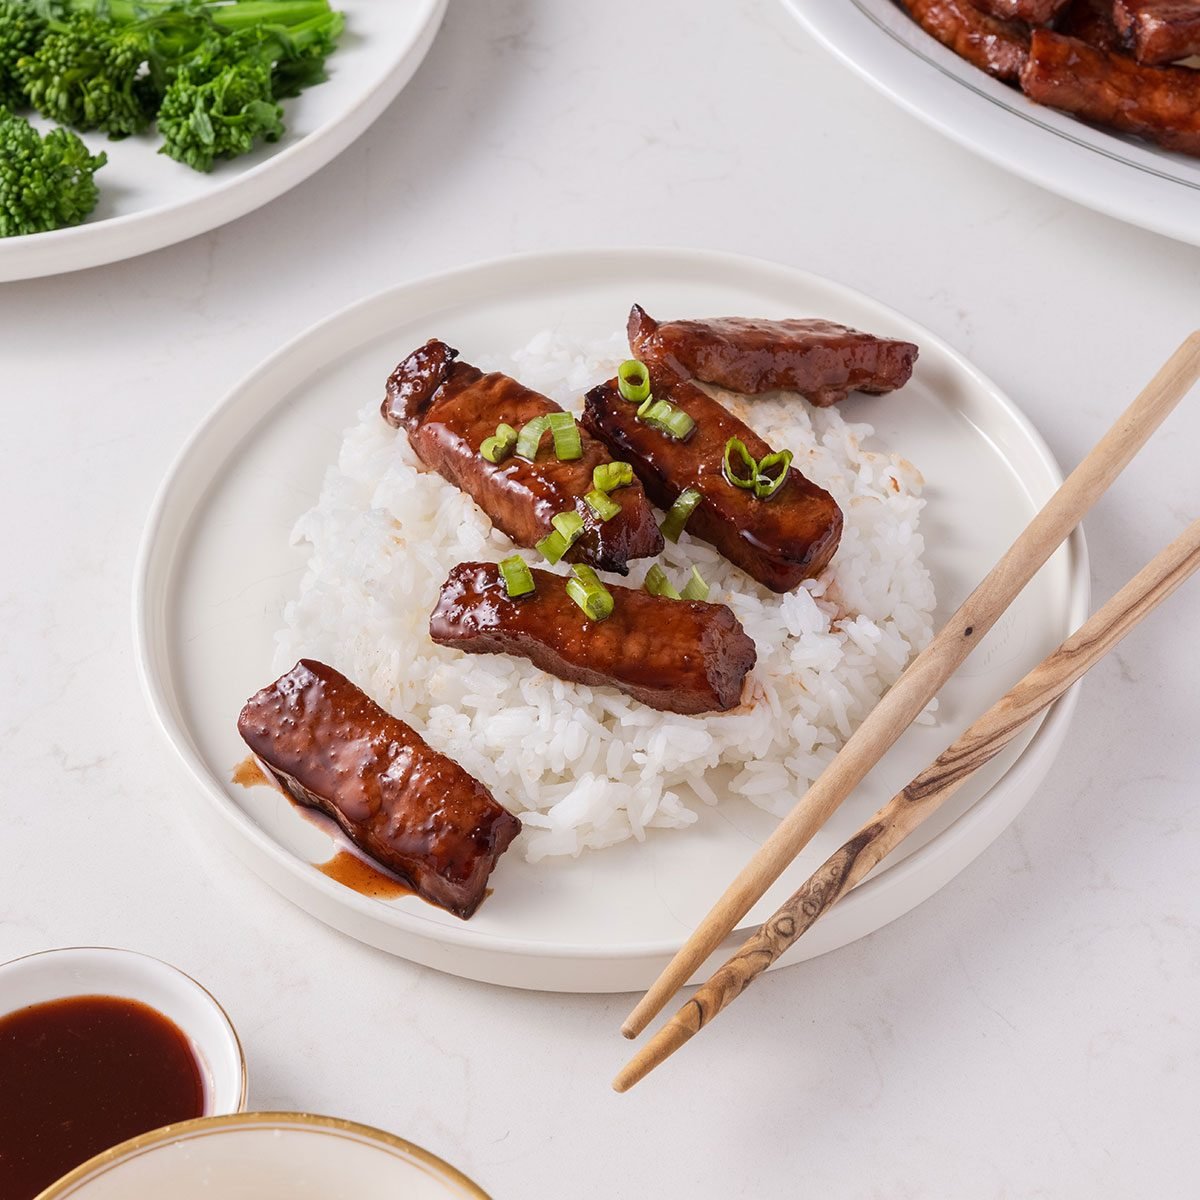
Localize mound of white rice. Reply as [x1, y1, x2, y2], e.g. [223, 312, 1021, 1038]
[273, 331, 937, 861]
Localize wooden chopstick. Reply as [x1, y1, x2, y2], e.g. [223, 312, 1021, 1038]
[622, 332, 1200, 1041]
[614, 515, 1200, 1091]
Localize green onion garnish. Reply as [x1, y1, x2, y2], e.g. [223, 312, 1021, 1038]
[680, 566, 709, 602]
[644, 563, 709, 602]
[536, 510, 586, 564]
[637, 395, 654, 419]
[593, 461, 633, 493]
[481, 422, 518, 464]
[644, 564, 681, 600]
[754, 449, 792, 499]
[585, 489, 622, 521]
[617, 359, 651, 404]
[499, 555, 535, 598]
[547, 411, 583, 461]
[516, 415, 551, 461]
[535, 530, 568, 564]
[566, 564, 614, 621]
[660, 487, 702, 542]
[722, 438, 792, 500]
[552, 510, 584, 542]
[638, 397, 695, 442]
[723, 437, 758, 489]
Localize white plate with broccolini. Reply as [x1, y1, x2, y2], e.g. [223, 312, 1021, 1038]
[0, 0, 446, 280]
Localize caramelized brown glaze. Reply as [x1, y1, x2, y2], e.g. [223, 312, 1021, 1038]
[972, 0, 1067, 23]
[627, 308, 918, 407]
[430, 562, 757, 714]
[1113, 0, 1200, 64]
[896, 0, 1031, 79]
[382, 340, 662, 574]
[1056, 0, 1124, 49]
[238, 660, 520, 919]
[1020, 28, 1200, 154]
[581, 373, 842, 593]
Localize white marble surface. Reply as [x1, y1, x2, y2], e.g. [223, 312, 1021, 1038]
[2, 1, 1198, 1196]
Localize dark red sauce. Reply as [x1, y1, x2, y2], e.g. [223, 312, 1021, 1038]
[0, 995, 205, 1200]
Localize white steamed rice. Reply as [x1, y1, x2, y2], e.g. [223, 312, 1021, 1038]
[273, 330, 937, 861]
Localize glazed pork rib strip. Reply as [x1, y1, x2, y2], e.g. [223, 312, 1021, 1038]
[582, 372, 843, 594]
[895, 0, 1031, 80]
[1020, 28, 1200, 155]
[1056, 0, 1124, 48]
[970, 0, 1069, 25]
[238, 660, 521, 919]
[628, 306, 919, 407]
[1113, 0, 1200, 65]
[383, 340, 663, 575]
[430, 562, 757, 715]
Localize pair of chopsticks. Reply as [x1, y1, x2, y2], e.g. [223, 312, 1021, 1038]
[614, 332, 1200, 1092]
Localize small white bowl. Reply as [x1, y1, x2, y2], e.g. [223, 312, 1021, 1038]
[34, 1112, 491, 1199]
[0, 947, 246, 1117]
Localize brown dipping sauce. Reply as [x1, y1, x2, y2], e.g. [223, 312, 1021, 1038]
[318, 849, 414, 899]
[232, 754, 271, 789]
[0, 995, 205, 1200]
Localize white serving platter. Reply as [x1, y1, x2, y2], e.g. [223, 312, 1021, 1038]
[787, 0, 1200, 248]
[134, 247, 1088, 993]
[0, 0, 446, 281]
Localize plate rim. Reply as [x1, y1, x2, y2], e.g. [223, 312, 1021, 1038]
[785, 0, 1200, 247]
[0, 0, 447, 282]
[132, 245, 1090, 966]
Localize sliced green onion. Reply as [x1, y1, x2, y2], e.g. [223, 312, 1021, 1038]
[638, 397, 695, 442]
[754, 449, 793, 500]
[515, 415, 550, 461]
[499, 555, 535, 598]
[585, 489, 622, 522]
[551, 510, 585, 542]
[547, 411, 582, 461]
[660, 487, 702, 543]
[481, 422, 518, 464]
[593, 461, 633, 493]
[644, 563, 681, 600]
[617, 359, 651, 404]
[723, 437, 758, 489]
[566, 564, 614, 621]
[637, 395, 655, 419]
[535, 530, 568, 564]
[680, 566, 709, 602]
[536, 509, 586, 565]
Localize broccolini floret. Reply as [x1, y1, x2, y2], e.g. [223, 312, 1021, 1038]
[0, 1, 47, 109]
[0, 104, 106, 236]
[18, 13, 157, 136]
[157, 11, 342, 171]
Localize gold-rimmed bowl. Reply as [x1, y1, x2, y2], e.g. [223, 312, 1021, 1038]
[35, 1112, 492, 1199]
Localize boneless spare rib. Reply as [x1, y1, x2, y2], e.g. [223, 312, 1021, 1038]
[383, 340, 663, 574]
[627, 306, 918, 408]
[430, 562, 757, 715]
[238, 660, 520, 919]
[1020, 28, 1200, 156]
[582, 371, 843, 594]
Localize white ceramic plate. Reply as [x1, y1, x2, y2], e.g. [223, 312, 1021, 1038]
[787, 0, 1200, 247]
[134, 247, 1088, 993]
[36, 1112, 490, 1200]
[0, 0, 446, 282]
